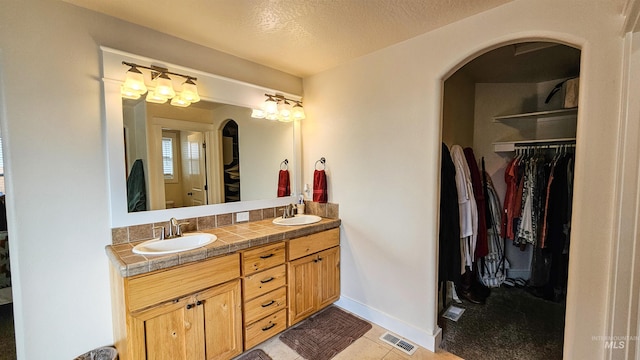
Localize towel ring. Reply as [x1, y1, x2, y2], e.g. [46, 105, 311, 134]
[280, 159, 288, 170]
[315, 157, 326, 170]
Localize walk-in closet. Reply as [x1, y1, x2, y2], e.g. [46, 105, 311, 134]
[438, 41, 580, 360]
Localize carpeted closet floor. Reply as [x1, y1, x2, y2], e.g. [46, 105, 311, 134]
[0, 303, 16, 360]
[440, 286, 565, 360]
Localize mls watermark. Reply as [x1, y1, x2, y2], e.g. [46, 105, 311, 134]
[592, 335, 638, 349]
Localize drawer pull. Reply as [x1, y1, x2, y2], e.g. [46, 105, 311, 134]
[259, 253, 274, 259]
[261, 300, 275, 308]
[262, 323, 276, 331]
[260, 277, 275, 284]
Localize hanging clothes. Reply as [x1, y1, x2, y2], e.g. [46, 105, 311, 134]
[438, 143, 461, 284]
[464, 147, 488, 259]
[450, 145, 478, 269]
[502, 146, 575, 302]
[478, 170, 509, 288]
[502, 157, 518, 241]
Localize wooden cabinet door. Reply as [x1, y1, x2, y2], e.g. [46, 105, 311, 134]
[130, 279, 242, 360]
[132, 294, 203, 360]
[316, 246, 340, 310]
[288, 254, 318, 326]
[199, 279, 243, 360]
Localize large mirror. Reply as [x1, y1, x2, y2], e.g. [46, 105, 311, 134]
[123, 99, 294, 212]
[102, 47, 300, 227]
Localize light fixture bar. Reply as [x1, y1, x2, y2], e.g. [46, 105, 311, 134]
[265, 93, 299, 104]
[122, 61, 197, 82]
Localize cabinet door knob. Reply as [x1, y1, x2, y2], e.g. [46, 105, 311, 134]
[262, 323, 276, 331]
[260, 253, 274, 259]
[260, 277, 274, 284]
[196, 300, 204, 306]
[261, 300, 275, 308]
[186, 303, 195, 310]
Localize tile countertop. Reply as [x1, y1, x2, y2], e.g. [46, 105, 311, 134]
[106, 217, 341, 278]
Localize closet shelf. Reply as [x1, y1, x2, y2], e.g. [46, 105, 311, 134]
[493, 138, 576, 152]
[493, 107, 578, 122]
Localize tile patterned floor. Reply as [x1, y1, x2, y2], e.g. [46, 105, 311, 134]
[238, 314, 463, 360]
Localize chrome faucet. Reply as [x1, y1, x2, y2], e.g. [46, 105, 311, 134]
[283, 204, 297, 219]
[166, 217, 189, 239]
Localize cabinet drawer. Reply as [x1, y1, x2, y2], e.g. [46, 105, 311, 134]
[244, 286, 287, 325]
[242, 242, 285, 275]
[288, 228, 340, 261]
[244, 309, 287, 349]
[126, 254, 240, 311]
[243, 264, 286, 300]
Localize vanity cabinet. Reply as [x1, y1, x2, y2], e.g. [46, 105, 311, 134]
[240, 242, 288, 349]
[109, 226, 341, 359]
[110, 254, 243, 360]
[287, 228, 340, 326]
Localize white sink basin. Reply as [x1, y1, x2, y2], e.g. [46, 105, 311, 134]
[272, 214, 322, 226]
[132, 233, 217, 255]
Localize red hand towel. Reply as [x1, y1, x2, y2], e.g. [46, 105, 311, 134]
[277, 170, 290, 197]
[313, 170, 327, 203]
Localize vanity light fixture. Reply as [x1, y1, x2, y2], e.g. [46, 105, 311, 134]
[122, 64, 147, 96]
[120, 61, 200, 107]
[278, 99, 293, 122]
[154, 72, 176, 99]
[251, 94, 305, 122]
[291, 101, 306, 120]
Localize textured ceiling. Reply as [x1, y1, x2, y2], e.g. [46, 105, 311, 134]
[64, 0, 512, 77]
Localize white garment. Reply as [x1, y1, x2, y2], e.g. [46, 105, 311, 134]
[450, 145, 478, 267]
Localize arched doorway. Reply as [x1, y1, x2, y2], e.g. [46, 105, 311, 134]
[438, 41, 580, 359]
[221, 120, 240, 202]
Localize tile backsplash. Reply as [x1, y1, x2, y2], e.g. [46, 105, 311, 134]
[111, 201, 339, 245]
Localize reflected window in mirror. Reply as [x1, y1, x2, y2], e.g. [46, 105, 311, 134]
[162, 132, 178, 181]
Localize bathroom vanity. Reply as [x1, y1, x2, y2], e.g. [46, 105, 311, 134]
[106, 218, 340, 360]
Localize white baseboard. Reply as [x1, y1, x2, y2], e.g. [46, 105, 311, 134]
[334, 295, 442, 352]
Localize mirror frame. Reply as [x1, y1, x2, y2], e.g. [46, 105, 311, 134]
[101, 47, 301, 227]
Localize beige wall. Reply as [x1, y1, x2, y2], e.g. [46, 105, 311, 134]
[0, 1, 301, 358]
[303, 1, 625, 357]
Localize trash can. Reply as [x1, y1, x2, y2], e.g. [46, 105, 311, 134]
[73, 346, 117, 360]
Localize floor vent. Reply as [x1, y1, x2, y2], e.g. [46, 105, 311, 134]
[379, 331, 418, 356]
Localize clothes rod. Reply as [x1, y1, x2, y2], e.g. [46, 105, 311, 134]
[514, 143, 575, 150]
